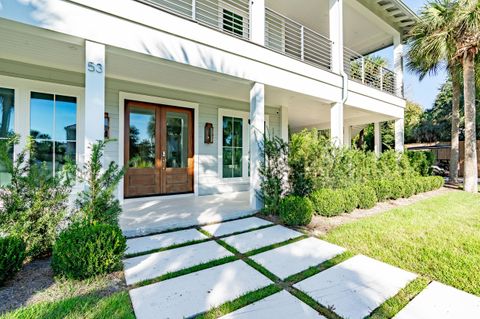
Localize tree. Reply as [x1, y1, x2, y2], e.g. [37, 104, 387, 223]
[452, 0, 479, 193]
[407, 0, 462, 184]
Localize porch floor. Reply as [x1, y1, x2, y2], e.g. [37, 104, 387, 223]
[120, 192, 255, 237]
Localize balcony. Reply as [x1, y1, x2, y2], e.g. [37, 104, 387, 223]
[344, 47, 398, 96]
[136, 0, 401, 97]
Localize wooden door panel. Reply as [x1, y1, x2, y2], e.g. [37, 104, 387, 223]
[124, 101, 194, 198]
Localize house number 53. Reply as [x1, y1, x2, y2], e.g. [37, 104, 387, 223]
[87, 62, 103, 74]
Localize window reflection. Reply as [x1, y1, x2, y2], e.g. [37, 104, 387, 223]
[129, 107, 155, 168]
[222, 116, 243, 178]
[0, 87, 14, 186]
[166, 112, 188, 168]
[30, 92, 77, 175]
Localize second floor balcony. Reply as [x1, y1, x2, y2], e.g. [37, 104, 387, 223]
[136, 0, 416, 98]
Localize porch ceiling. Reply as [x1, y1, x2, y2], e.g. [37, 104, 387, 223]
[265, 0, 417, 55]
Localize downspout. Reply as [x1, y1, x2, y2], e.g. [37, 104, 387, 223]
[341, 68, 348, 104]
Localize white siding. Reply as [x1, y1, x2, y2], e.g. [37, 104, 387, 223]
[0, 59, 281, 196]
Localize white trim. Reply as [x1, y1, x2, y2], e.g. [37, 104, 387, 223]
[0, 74, 84, 167]
[118, 92, 200, 202]
[217, 108, 269, 184]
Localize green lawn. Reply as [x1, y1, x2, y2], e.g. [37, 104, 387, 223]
[325, 191, 480, 296]
[1, 291, 134, 319]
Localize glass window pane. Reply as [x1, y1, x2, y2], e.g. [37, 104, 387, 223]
[32, 140, 53, 173]
[233, 118, 243, 147]
[222, 147, 233, 178]
[55, 95, 77, 141]
[223, 9, 243, 36]
[55, 141, 76, 173]
[0, 139, 13, 186]
[129, 107, 156, 168]
[166, 112, 188, 168]
[30, 92, 54, 140]
[233, 148, 242, 178]
[0, 88, 14, 139]
[223, 116, 233, 147]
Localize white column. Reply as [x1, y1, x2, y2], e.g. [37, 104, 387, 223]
[374, 122, 382, 156]
[393, 33, 404, 97]
[250, 0, 265, 46]
[343, 124, 351, 148]
[281, 105, 289, 142]
[329, 0, 344, 74]
[84, 41, 105, 161]
[395, 118, 404, 153]
[250, 82, 265, 210]
[330, 102, 344, 146]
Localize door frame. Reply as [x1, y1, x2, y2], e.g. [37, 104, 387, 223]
[119, 92, 199, 202]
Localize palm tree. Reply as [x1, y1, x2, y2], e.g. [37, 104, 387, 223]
[407, 0, 462, 185]
[451, 0, 479, 193]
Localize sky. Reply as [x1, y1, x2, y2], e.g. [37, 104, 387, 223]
[376, 0, 447, 110]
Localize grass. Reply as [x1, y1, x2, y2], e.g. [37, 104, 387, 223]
[196, 284, 282, 319]
[367, 277, 430, 319]
[324, 191, 480, 296]
[1, 291, 134, 319]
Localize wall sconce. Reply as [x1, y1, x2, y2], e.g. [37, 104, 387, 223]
[104, 112, 110, 139]
[204, 122, 214, 144]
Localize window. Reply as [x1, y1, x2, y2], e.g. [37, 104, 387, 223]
[222, 8, 244, 36]
[30, 92, 77, 175]
[222, 116, 244, 178]
[0, 87, 14, 186]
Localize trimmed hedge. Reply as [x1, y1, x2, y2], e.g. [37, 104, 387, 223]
[352, 185, 377, 209]
[310, 189, 345, 217]
[52, 223, 126, 280]
[342, 188, 359, 213]
[279, 195, 314, 226]
[0, 236, 26, 285]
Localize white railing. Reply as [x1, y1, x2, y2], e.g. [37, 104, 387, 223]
[265, 8, 332, 71]
[139, 0, 250, 40]
[344, 47, 398, 96]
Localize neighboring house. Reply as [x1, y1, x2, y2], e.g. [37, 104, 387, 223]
[0, 0, 416, 209]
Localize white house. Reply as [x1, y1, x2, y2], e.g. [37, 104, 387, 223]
[0, 0, 416, 213]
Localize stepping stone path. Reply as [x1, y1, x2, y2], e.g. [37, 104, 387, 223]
[201, 217, 273, 237]
[123, 240, 233, 285]
[219, 290, 327, 319]
[222, 225, 303, 253]
[294, 255, 417, 319]
[129, 260, 272, 319]
[251, 237, 345, 279]
[394, 281, 480, 319]
[125, 228, 207, 255]
[124, 219, 480, 319]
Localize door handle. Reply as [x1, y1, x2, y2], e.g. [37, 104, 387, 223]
[162, 151, 166, 170]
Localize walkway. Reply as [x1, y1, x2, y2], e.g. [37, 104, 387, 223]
[123, 216, 480, 318]
[120, 192, 254, 237]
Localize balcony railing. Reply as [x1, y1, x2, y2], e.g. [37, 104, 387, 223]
[139, 0, 250, 40]
[265, 8, 332, 71]
[136, 0, 402, 96]
[344, 47, 399, 96]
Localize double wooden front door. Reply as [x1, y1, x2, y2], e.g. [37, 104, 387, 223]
[124, 101, 194, 198]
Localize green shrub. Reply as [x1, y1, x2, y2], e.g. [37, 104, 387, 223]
[310, 189, 345, 217]
[401, 178, 416, 198]
[406, 151, 435, 176]
[352, 185, 378, 209]
[424, 176, 445, 191]
[342, 188, 359, 213]
[259, 132, 289, 215]
[0, 236, 26, 285]
[368, 180, 392, 202]
[279, 196, 314, 226]
[75, 141, 124, 226]
[0, 137, 74, 258]
[52, 223, 126, 280]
